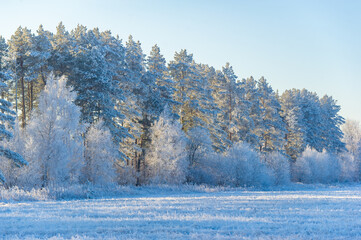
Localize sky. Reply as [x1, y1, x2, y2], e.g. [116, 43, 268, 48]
[1, 0, 360, 122]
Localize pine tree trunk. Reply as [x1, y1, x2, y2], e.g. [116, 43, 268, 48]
[139, 114, 151, 185]
[0, 57, 3, 101]
[27, 82, 31, 113]
[0, 57, 4, 108]
[228, 91, 232, 141]
[18, 59, 27, 128]
[20, 76, 26, 128]
[41, 66, 46, 86]
[135, 137, 140, 186]
[30, 81, 34, 111]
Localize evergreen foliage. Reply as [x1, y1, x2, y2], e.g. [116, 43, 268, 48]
[0, 67, 27, 183]
[0, 23, 352, 188]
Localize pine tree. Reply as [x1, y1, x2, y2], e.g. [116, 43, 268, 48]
[197, 64, 229, 152]
[119, 35, 147, 183]
[50, 22, 74, 77]
[319, 95, 345, 153]
[241, 76, 262, 148]
[209, 63, 253, 147]
[33, 25, 52, 86]
[280, 88, 344, 160]
[0, 36, 9, 83]
[0, 80, 27, 183]
[257, 77, 287, 152]
[68, 27, 127, 146]
[0, 36, 12, 102]
[280, 89, 308, 160]
[24, 25, 52, 113]
[99, 30, 127, 99]
[7, 26, 34, 127]
[147, 44, 178, 113]
[168, 50, 211, 132]
[299, 89, 324, 152]
[234, 79, 255, 145]
[221, 63, 239, 142]
[98, 30, 132, 163]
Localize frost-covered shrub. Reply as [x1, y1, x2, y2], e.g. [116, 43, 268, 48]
[116, 163, 137, 185]
[0, 121, 27, 188]
[263, 152, 291, 185]
[342, 119, 361, 180]
[146, 107, 188, 185]
[187, 152, 222, 185]
[186, 127, 216, 184]
[189, 143, 274, 187]
[186, 127, 213, 166]
[83, 120, 118, 186]
[339, 152, 359, 182]
[0, 186, 49, 201]
[292, 148, 341, 183]
[217, 143, 272, 187]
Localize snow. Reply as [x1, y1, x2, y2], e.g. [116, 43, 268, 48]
[1, 185, 361, 239]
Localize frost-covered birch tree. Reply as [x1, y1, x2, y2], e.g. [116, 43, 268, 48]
[146, 106, 188, 184]
[83, 120, 118, 185]
[25, 74, 84, 187]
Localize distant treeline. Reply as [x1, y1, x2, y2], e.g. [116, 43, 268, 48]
[0, 23, 359, 189]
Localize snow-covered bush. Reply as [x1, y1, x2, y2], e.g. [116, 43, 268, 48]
[186, 127, 215, 184]
[116, 163, 137, 185]
[0, 186, 49, 201]
[342, 119, 361, 179]
[217, 142, 272, 187]
[83, 120, 118, 186]
[292, 148, 341, 183]
[186, 127, 213, 166]
[339, 152, 359, 182]
[186, 152, 221, 185]
[263, 152, 291, 185]
[188, 143, 277, 187]
[146, 107, 188, 184]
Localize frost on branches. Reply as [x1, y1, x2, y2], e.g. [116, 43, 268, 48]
[146, 106, 188, 184]
[24, 74, 84, 187]
[83, 120, 119, 186]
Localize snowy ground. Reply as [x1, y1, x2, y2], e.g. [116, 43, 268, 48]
[1, 185, 361, 239]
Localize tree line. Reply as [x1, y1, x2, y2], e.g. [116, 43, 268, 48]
[0, 23, 359, 188]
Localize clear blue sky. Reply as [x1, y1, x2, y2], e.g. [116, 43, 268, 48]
[1, 0, 360, 122]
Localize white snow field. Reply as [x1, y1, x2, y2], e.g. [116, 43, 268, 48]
[1, 185, 361, 239]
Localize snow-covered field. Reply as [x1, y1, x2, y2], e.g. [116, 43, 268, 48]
[1, 185, 361, 239]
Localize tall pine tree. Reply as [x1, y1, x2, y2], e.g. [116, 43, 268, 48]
[257, 77, 287, 152]
[0, 78, 27, 183]
[8, 27, 34, 127]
